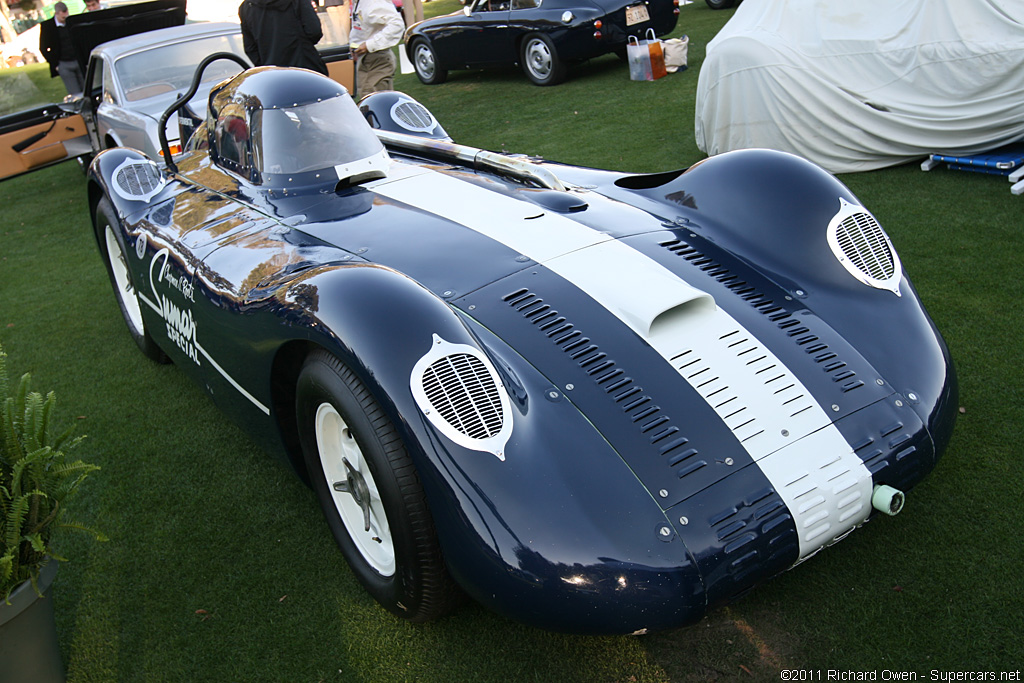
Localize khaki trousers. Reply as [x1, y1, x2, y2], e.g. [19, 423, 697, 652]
[357, 49, 396, 99]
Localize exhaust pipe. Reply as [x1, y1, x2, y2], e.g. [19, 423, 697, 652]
[871, 484, 905, 516]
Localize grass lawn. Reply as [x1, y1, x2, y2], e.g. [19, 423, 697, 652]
[0, 62, 69, 116]
[1, 3, 1022, 681]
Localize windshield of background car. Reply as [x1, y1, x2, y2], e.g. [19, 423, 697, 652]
[253, 96, 385, 176]
[115, 34, 247, 103]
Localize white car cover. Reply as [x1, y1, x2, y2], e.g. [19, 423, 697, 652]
[694, 0, 1024, 173]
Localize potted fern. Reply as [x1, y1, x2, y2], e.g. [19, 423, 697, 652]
[0, 343, 105, 682]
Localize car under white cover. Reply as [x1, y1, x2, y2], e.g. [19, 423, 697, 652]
[694, 0, 1024, 173]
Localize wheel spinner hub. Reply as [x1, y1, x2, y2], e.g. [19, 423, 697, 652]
[333, 458, 373, 533]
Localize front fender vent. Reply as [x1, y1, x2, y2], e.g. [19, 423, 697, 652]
[423, 354, 503, 438]
[112, 157, 166, 203]
[411, 334, 513, 460]
[827, 198, 901, 296]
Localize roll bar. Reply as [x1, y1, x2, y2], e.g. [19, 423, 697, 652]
[157, 52, 249, 173]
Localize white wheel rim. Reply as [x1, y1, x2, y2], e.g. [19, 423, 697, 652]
[314, 402, 396, 577]
[105, 225, 145, 335]
[525, 39, 552, 79]
[415, 44, 435, 79]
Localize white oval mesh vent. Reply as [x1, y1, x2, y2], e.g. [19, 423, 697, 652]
[826, 198, 901, 296]
[411, 334, 513, 460]
[391, 100, 436, 133]
[423, 354, 504, 438]
[112, 158, 166, 202]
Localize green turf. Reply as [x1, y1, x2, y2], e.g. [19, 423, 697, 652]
[0, 62, 69, 116]
[1, 3, 1022, 680]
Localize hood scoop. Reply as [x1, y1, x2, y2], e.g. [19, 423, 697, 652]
[370, 163, 716, 339]
[546, 240, 716, 339]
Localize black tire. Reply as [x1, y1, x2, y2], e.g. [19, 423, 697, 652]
[94, 196, 169, 363]
[296, 350, 458, 622]
[520, 33, 566, 86]
[705, 0, 737, 8]
[411, 39, 448, 85]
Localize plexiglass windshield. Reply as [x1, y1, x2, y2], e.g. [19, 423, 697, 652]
[116, 34, 246, 102]
[253, 96, 385, 176]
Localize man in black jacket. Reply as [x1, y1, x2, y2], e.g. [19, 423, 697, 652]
[38, 2, 84, 95]
[239, 0, 330, 76]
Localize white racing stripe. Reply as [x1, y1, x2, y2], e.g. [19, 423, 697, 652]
[371, 164, 714, 338]
[647, 307, 873, 558]
[372, 162, 874, 558]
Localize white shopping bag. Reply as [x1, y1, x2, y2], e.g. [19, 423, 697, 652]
[627, 35, 652, 81]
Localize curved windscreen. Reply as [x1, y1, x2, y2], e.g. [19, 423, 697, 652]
[253, 95, 385, 176]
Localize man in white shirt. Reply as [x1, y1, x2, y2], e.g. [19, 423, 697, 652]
[350, 0, 405, 98]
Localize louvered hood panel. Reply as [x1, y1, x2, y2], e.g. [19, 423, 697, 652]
[457, 259, 938, 577]
[456, 265, 753, 512]
[623, 229, 897, 427]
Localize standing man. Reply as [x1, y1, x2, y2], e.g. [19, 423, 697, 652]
[38, 2, 84, 96]
[239, 0, 330, 76]
[350, 0, 404, 98]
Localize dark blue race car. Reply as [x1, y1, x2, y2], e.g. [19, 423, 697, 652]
[404, 0, 679, 85]
[87, 63, 957, 634]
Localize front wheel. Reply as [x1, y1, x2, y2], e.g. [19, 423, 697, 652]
[94, 196, 168, 363]
[520, 34, 566, 86]
[296, 350, 458, 622]
[412, 39, 448, 85]
[705, 0, 738, 8]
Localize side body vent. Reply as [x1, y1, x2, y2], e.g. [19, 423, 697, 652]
[826, 198, 902, 296]
[391, 100, 437, 133]
[411, 334, 513, 460]
[112, 157, 166, 203]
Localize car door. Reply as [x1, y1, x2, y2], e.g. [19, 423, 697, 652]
[0, 0, 188, 183]
[131, 164, 349, 428]
[433, 0, 514, 68]
[0, 102, 93, 182]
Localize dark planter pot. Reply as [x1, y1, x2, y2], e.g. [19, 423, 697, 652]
[0, 561, 66, 683]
